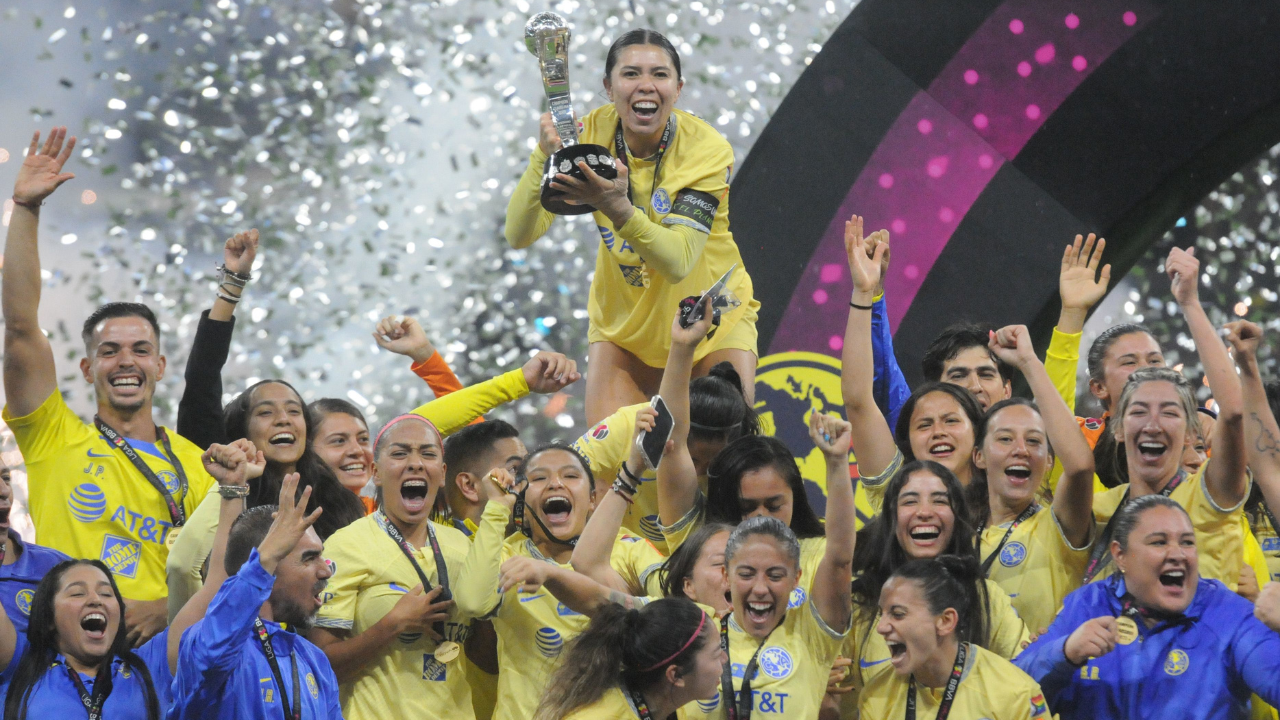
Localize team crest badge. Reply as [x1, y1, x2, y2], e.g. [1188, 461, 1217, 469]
[759, 647, 794, 679]
[15, 589, 33, 616]
[306, 672, 320, 698]
[999, 542, 1027, 567]
[652, 188, 672, 214]
[788, 587, 807, 609]
[1164, 649, 1189, 676]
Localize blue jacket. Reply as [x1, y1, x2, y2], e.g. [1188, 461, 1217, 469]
[0, 536, 70, 634]
[0, 627, 173, 719]
[1014, 576, 1280, 720]
[168, 549, 342, 720]
[870, 296, 910, 432]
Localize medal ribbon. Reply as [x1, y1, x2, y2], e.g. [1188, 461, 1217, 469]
[375, 511, 452, 637]
[718, 612, 779, 720]
[613, 116, 675, 214]
[93, 416, 188, 527]
[905, 642, 967, 720]
[624, 681, 656, 720]
[65, 657, 114, 720]
[979, 503, 1041, 577]
[254, 618, 301, 720]
[1083, 469, 1186, 582]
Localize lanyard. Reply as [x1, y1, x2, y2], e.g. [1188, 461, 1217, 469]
[65, 659, 114, 720]
[1084, 470, 1185, 582]
[613, 116, 675, 213]
[1261, 501, 1280, 540]
[512, 489, 578, 548]
[93, 416, 188, 527]
[905, 642, 967, 720]
[624, 682, 656, 720]
[254, 618, 301, 720]
[375, 511, 452, 635]
[719, 612, 778, 720]
[978, 503, 1040, 576]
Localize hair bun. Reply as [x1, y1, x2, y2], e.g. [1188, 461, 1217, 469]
[935, 554, 980, 583]
[707, 361, 744, 393]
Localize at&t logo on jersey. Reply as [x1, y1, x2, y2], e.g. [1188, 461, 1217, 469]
[69, 483, 108, 522]
[100, 534, 141, 578]
[15, 589, 33, 616]
[759, 647, 793, 679]
[787, 587, 807, 609]
[999, 541, 1028, 568]
[535, 627, 563, 657]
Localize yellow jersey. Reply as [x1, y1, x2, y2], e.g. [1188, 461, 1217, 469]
[507, 104, 758, 368]
[560, 686, 651, 720]
[1091, 465, 1247, 586]
[859, 643, 1052, 720]
[682, 596, 848, 720]
[314, 502, 510, 720]
[981, 505, 1090, 633]
[411, 369, 529, 437]
[491, 530, 665, 720]
[3, 390, 215, 600]
[1252, 506, 1280, 582]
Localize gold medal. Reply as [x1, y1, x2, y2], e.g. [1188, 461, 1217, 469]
[165, 526, 182, 549]
[434, 640, 461, 664]
[1115, 615, 1139, 645]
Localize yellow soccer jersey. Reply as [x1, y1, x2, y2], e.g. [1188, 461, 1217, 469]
[859, 643, 1052, 720]
[491, 530, 665, 720]
[314, 502, 509, 720]
[412, 369, 529, 438]
[682, 596, 848, 720]
[1253, 507, 1280, 582]
[560, 687, 648, 720]
[981, 505, 1090, 633]
[1091, 464, 1248, 586]
[508, 104, 758, 368]
[3, 390, 215, 600]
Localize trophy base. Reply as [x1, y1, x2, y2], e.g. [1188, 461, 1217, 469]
[540, 144, 618, 215]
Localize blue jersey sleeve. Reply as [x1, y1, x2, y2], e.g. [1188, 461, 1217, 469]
[178, 549, 275, 677]
[1014, 585, 1097, 699]
[1231, 613, 1280, 707]
[871, 295, 910, 432]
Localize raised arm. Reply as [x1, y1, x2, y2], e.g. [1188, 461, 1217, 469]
[810, 412, 855, 633]
[409, 351, 579, 437]
[504, 113, 561, 250]
[656, 303, 715, 527]
[177, 229, 258, 448]
[839, 215, 897, 478]
[572, 406, 656, 592]
[990, 326, 1095, 547]
[1224, 321, 1280, 512]
[499, 556, 643, 617]
[3, 128, 76, 418]
[1167, 247, 1246, 505]
[373, 314, 466, 399]
[450, 469, 517, 617]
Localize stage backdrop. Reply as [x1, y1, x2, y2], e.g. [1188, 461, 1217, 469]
[741, 0, 1280, 514]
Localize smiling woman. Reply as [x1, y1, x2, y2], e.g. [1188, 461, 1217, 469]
[506, 28, 760, 426]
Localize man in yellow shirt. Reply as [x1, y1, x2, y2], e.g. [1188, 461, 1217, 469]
[1, 127, 215, 645]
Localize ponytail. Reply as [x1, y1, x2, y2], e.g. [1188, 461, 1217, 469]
[887, 555, 991, 648]
[536, 599, 709, 720]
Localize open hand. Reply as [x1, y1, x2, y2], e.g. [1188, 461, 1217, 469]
[13, 127, 76, 205]
[258, 472, 323, 574]
[374, 315, 436, 364]
[549, 159, 632, 226]
[498, 556, 554, 595]
[1060, 234, 1110, 311]
[522, 351, 580, 393]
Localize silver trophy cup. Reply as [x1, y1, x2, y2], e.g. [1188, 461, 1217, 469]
[524, 12, 617, 215]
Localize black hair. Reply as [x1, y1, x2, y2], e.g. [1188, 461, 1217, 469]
[850, 461, 983, 637]
[536, 598, 708, 720]
[1086, 323, 1161, 488]
[969, 397, 1053, 529]
[659, 522, 735, 601]
[1111, 493, 1191, 552]
[224, 380, 364, 539]
[704, 435, 825, 538]
[518, 443, 596, 490]
[920, 323, 1014, 385]
[1086, 323, 1158, 388]
[724, 516, 801, 569]
[80, 302, 162, 349]
[688, 362, 759, 447]
[893, 382, 985, 470]
[4, 560, 161, 720]
[443, 420, 522, 482]
[307, 397, 369, 431]
[887, 555, 989, 647]
[224, 505, 279, 576]
[604, 29, 683, 83]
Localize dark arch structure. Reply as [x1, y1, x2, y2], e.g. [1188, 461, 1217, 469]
[733, 0, 1280, 386]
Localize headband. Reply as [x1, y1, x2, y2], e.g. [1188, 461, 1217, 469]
[373, 414, 443, 453]
[640, 610, 708, 672]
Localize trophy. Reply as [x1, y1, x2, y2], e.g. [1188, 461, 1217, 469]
[524, 12, 617, 215]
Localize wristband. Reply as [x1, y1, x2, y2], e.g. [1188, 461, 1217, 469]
[216, 289, 242, 305]
[849, 300, 874, 310]
[611, 476, 637, 503]
[218, 484, 251, 499]
[620, 462, 642, 484]
[10, 197, 42, 209]
[216, 263, 253, 288]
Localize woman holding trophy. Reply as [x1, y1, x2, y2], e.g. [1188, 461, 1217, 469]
[506, 17, 759, 425]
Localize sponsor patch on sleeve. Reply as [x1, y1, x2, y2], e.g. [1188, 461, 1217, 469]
[662, 188, 720, 234]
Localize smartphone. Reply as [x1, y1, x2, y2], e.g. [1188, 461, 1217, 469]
[637, 395, 676, 470]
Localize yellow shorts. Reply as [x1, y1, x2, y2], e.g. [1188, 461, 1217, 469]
[589, 298, 760, 366]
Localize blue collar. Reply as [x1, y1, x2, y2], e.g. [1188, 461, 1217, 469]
[1110, 575, 1206, 622]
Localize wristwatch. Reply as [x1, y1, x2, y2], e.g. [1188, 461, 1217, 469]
[218, 484, 251, 499]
